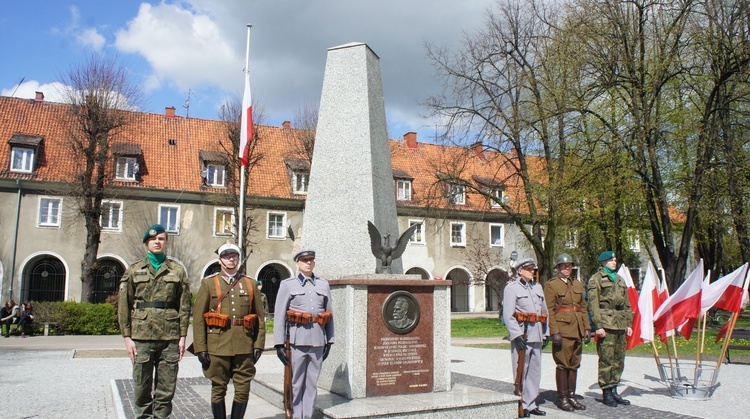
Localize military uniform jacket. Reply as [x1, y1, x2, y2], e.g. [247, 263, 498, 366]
[118, 257, 191, 340]
[273, 274, 334, 347]
[587, 269, 634, 330]
[502, 278, 549, 343]
[544, 275, 590, 338]
[192, 274, 266, 356]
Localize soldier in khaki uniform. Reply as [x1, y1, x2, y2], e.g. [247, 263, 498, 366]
[586, 251, 633, 407]
[118, 224, 192, 419]
[193, 243, 266, 419]
[544, 254, 590, 412]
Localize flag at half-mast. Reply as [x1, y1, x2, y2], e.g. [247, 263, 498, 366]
[239, 64, 253, 167]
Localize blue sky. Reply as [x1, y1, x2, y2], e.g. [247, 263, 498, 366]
[0, 1, 496, 141]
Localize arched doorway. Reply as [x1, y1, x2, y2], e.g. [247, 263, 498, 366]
[258, 263, 292, 315]
[447, 268, 471, 312]
[405, 267, 430, 279]
[24, 256, 66, 302]
[485, 268, 511, 311]
[92, 258, 125, 303]
[203, 262, 221, 278]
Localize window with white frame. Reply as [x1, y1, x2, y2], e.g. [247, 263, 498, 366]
[116, 156, 138, 180]
[267, 212, 287, 239]
[293, 172, 309, 194]
[408, 219, 425, 244]
[214, 207, 235, 236]
[450, 222, 466, 246]
[565, 231, 578, 248]
[100, 200, 123, 231]
[490, 188, 505, 207]
[159, 204, 181, 233]
[448, 184, 465, 205]
[11, 147, 35, 173]
[397, 180, 412, 201]
[489, 223, 504, 247]
[629, 235, 641, 252]
[38, 197, 62, 227]
[206, 164, 226, 187]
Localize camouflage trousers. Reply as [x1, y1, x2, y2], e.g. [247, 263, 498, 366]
[132, 340, 180, 419]
[596, 329, 626, 389]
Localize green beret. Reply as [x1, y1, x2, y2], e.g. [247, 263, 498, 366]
[143, 224, 166, 243]
[597, 251, 615, 262]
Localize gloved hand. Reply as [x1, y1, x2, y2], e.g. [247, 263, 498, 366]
[275, 345, 289, 366]
[552, 333, 563, 347]
[197, 351, 211, 370]
[542, 337, 550, 350]
[513, 336, 527, 351]
[583, 329, 591, 344]
[322, 343, 332, 361]
[253, 348, 263, 363]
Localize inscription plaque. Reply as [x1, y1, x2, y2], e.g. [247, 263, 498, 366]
[366, 286, 433, 397]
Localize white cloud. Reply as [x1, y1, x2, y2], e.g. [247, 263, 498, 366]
[114, 2, 241, 93]
[76, 28, 106, 51]
[1, 80, 68, 103]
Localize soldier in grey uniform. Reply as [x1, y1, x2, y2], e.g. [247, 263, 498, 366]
[192, 243, 266, 419]
[118, 224, 192, 419]
[273, 249, 334, 419]
[503, 258, 549, 418]
[587, 251, 633, 407]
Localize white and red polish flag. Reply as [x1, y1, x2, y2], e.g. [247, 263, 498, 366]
[654, 259, 704, 341]
[627, 262, 660, 350]
[617, 264, 639, 314]
[239, 66, 253, 167]
[712, 263, 750, 342]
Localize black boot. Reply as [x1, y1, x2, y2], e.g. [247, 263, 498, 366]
[602, 388, 618, 407]
[211, 401, 226, 419]
[230, 401, 247, 419]
[567, 369, 586, 410]
[611, 386, 630, 405]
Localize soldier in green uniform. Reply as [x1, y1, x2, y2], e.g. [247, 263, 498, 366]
[118, 224, 192, 418]
[586, 251, 633, 407]
[544, 254, 590, 412]
[192, 243, 266, 419]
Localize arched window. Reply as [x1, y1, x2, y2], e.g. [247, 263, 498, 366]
[92, 259, 125, 303]
[405, 267, 430, 279]
[25, 256, 65, 302]
[258, 263, 292, 315]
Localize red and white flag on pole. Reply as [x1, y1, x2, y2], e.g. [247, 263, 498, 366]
[239, 65, 253, 167]
[654, 259, 704, 340]
[627, 262, 660, 349]
[617, 264, 639, 314]
[712, 263, 750, 342]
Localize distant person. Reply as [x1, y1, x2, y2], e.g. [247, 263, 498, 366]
[274, 249, 334, 419]
[258, 281, 270, 316]
[544, 254, 590, 411]
[503, 258, 549, 418]
[12, 302, 35, 337]
[118, 224, 192, 418]
[587, 251, 633, 407]
[1, 300, 19, 338]
[192, 243, 266, 419]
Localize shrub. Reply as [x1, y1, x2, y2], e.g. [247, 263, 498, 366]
[32, 300, 120, 335]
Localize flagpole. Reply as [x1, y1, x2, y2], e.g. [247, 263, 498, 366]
[238, 24, 252, 256]
[713, 268, 750, 378]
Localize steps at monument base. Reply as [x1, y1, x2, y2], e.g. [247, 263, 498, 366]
[251, 373, 519, 418]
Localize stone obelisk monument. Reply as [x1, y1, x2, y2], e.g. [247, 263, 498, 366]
[300, 42, 402, 278]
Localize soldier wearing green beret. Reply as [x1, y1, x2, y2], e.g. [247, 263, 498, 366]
[586, 251, 633, 408]
[118, 224, 192, 418]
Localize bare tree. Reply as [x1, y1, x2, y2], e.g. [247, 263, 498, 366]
[288, 101, 318, 163]
[57, 54, 143, 302]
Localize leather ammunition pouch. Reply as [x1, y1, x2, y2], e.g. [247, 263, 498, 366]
[243, 313, 258, 329]
[514, 312, 548, 323]
[287, 310, 333, 325]
[204, 311, 229, 328]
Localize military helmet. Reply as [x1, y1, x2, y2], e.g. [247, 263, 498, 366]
[555, 253, 574, 266]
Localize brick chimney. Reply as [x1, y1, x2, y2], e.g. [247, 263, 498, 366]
[470, 141, 484, 158]
[34, 91, 44, 102]
[403, 132, 418, 149]
[165, 106, 176, 118]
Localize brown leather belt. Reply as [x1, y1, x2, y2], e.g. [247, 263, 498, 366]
[230, 318, 245, 326]
[557, 306, 581, 313]
[514, 312, 548, 323]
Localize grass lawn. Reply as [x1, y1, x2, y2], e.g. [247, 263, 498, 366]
[451, 315, 750, 359]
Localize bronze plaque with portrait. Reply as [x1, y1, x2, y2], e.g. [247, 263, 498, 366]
[366, 286, 434, 397]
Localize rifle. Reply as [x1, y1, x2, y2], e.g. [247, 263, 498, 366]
[283, 320, 293, 419]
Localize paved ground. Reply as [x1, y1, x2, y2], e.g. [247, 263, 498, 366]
[1, 328, 747, 419]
